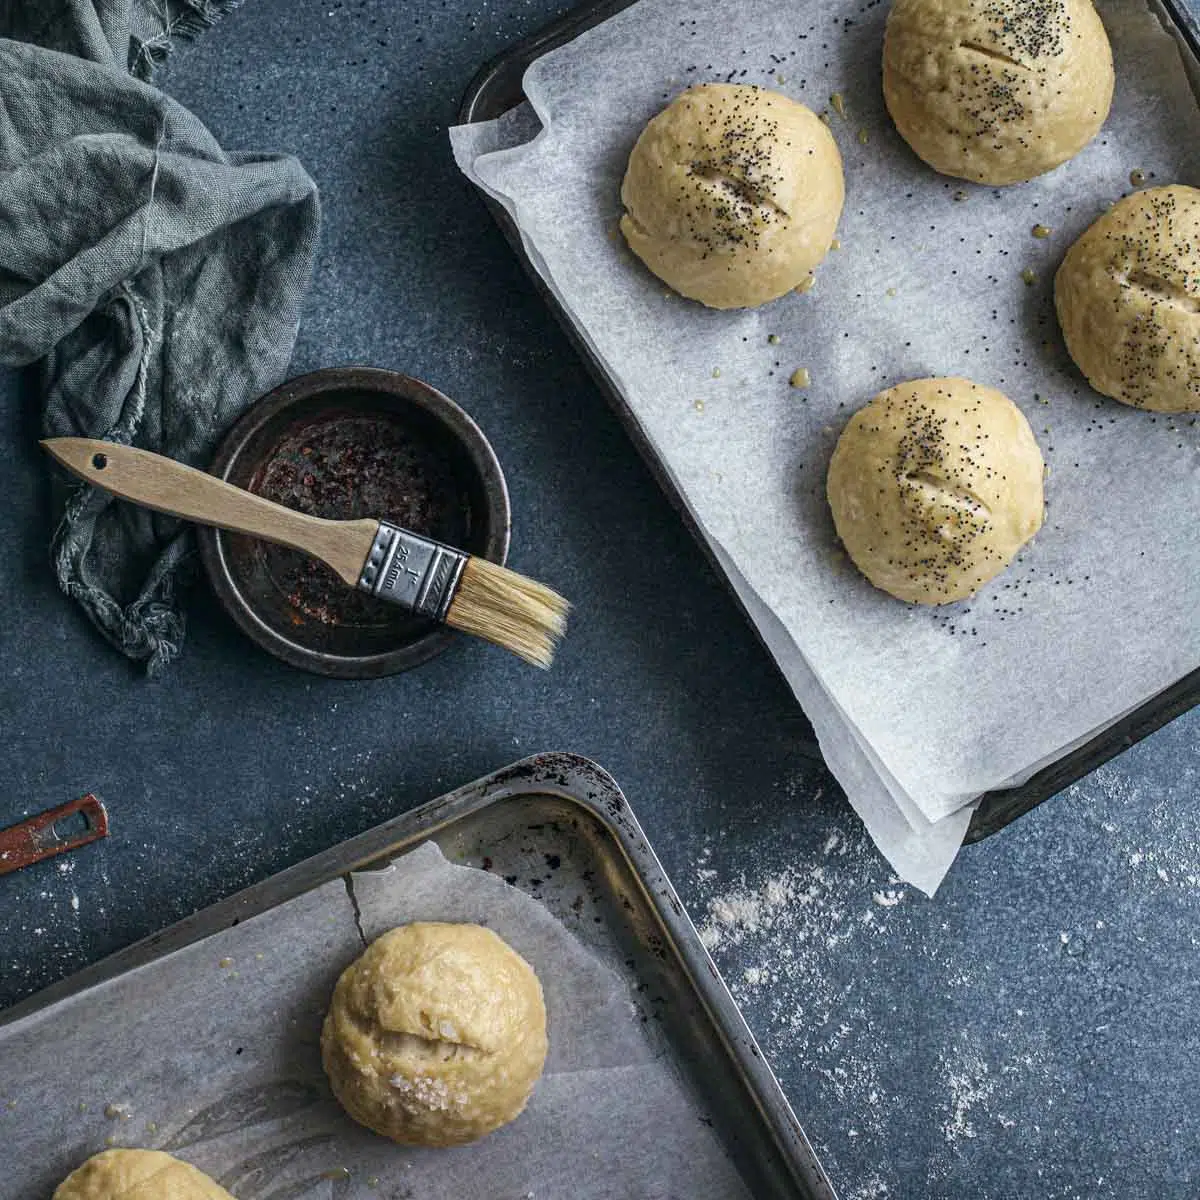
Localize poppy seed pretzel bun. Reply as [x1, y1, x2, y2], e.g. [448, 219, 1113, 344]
[620, 84, 844, 308]
[1055, 185, 1200, 412]
[827, 378, 1045, 604]
[882, 0, 1114, 185]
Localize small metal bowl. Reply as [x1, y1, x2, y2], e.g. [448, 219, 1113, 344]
[197, 368, 510, 678]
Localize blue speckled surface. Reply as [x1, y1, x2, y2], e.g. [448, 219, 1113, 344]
[0, 2, 1197, 1197]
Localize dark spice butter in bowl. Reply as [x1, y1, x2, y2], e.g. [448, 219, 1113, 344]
[198, 367, 511, 677]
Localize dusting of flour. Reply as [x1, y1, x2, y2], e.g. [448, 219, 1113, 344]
[685, 754, 1200, 1195]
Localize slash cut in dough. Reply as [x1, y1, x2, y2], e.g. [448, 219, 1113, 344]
[321, 922, 548, 1147]
[883, 0, 1114, 185]
[620, 83, 844, 308]
[827, 377, 1045, 604]
[1055, 185, 1200, 412]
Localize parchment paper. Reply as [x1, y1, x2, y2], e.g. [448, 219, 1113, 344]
[0, 843, 750, 1200]
[450, 0, 1200, 890]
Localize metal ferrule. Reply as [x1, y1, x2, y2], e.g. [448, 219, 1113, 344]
[357, 522, 468, 621]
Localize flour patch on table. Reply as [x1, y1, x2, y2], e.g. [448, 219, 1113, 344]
[1072, 762, 1200, 889]
[693, 818, 905, 1139]
[940, 1042, 996, 1145]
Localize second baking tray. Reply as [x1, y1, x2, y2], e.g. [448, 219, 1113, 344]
[0, 752, 834, 1200]
[456, 0, 1200, 844]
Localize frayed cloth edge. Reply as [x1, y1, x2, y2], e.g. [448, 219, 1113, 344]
[128, 0, 246, 81]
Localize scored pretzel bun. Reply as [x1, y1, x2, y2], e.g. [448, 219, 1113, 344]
[882, 0, 1114, 185]
[620, 83, 844, 308]
[321, 922, 548, 1147]
[827, 377, 1045, 604]
[1055, 185, 1200, 412]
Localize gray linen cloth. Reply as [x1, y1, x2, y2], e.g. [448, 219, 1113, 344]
[0, 1, 320, 671]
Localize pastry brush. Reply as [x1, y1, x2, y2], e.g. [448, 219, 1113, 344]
[42, 438, 569, 668]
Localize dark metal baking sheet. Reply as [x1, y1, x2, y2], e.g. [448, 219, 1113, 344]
[0, 752, 835, 1200]
[456, 1, 1200, 844]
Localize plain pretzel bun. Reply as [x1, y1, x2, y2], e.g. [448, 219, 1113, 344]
[882, 0, 1114, 185]
[321, 922, 548, 1147]
[53, 1150, 233, 1200]
[1055, 185, 1200, 412]
[827, 378, 1045, 604]
[620, 84, 844, 308]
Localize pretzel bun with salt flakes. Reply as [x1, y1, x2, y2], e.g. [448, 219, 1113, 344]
[321, 922, 547, 1147]
[883, 0, 1114, 185]
[620, 83, 844, 308]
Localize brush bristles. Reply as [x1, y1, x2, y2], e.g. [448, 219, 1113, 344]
[445, 556, 569, 668]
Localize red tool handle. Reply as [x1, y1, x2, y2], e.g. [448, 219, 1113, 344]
[0, 794, 108, 876]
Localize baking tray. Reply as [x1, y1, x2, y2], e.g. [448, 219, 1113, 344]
[456, 0, 1200, 844]
[0, 752, 834, 1200]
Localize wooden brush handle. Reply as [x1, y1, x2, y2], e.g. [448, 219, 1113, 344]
[41, 437, 378, 586]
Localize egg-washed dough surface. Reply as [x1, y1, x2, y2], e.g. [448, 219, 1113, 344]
[620, 83, 844, 307]
[1056, 184, 1200, 411]
[52, 1151, 234, 1200]
[827, 378, 1045, 604]
[321, 922, 548, 1146]
[883, 0, 1114, 184]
